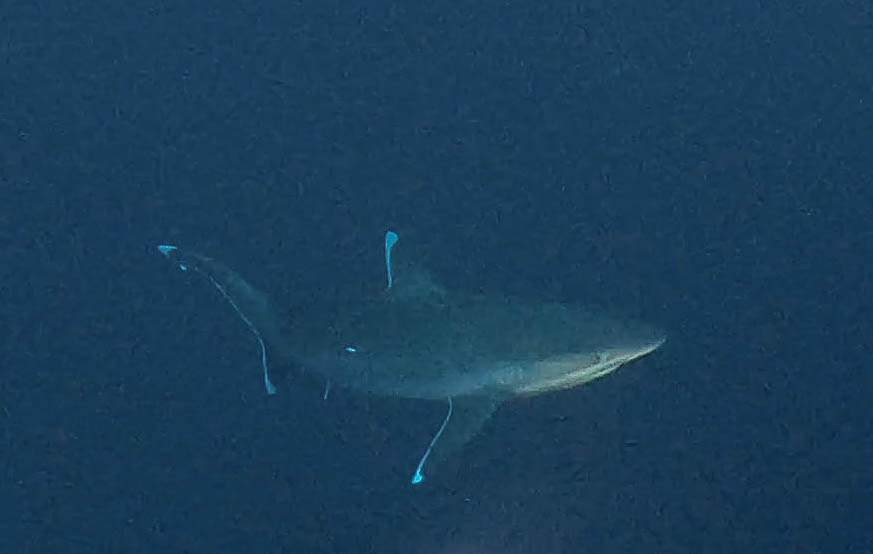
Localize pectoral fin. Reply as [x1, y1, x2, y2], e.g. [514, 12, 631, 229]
[411, 395, 501, 485]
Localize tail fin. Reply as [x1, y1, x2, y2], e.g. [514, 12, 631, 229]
[157, 245, 285, 395]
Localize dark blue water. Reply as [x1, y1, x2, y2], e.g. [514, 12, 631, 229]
[2, 1, 871, 552]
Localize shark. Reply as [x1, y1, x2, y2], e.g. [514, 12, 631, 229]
[157, 231, 665, 484]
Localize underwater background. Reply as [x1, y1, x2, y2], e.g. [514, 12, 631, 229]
[1, 0, 871, 552]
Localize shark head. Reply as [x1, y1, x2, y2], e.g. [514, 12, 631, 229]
[498, 310, 666, 396]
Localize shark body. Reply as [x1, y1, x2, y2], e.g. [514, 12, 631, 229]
[158, 232, 665, 483]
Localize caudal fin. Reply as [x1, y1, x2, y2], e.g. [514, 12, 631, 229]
[157, 244, 285, 395]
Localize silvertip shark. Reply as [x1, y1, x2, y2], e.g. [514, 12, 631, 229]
[157, 231, 665, 484]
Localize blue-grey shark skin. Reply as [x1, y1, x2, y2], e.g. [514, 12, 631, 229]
[157, 234, 665, 483]
[295, 288, 664, 400]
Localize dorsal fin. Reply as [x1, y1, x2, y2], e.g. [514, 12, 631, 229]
[383, 231, 446, 301]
